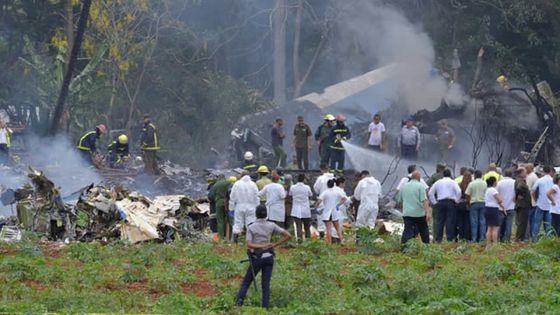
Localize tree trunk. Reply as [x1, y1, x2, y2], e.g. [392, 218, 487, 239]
[49, 0, 92, 136]
[273, 0, 287, 106]
[64, 0, 73, 65]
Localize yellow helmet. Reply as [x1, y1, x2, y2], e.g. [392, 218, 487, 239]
[257, 165, 269, 173]
[118, 134, 128, 144]
[496, 75, 507, 83]
[227, 176, 237, 184]
[324, 114, 335, 121]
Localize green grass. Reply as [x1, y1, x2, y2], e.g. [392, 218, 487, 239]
[2, 232, 560, 314]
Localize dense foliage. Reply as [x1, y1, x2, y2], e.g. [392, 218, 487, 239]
[3, 233, 560, 313]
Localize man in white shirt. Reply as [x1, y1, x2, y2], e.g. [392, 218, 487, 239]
[258, 171, 286, 228]
[367, 114, 386, 151]
[396, 165, 428, 191]
[428, 169, 461, 242]
[525, 163, 539, 240]
[531, 165, 554, 240]
[229, 172, 260, 243]
[313, 164, 334, 236]
[496, 169, 516, 242]
[354, 170, 382, 228]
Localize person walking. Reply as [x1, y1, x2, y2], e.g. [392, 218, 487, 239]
[531, 165, 554, 241]
[315, 179, 347, 244]
[329, 114, 351, 174]
[367, 114, 386, 151]
[0, 120, 13, 165]
[525, 163, 539, 240]
[484, 177, 506, 249]
[258, 170, 287, 228]
[293, 116, 312, 170]
[547, 175, 560, 236]
[457, 170, 472, 241]
[514, 167, 532, 241]
[315, 114, 335, 165]
[289, 173, 313, 241]
[140, 115, 160, 174]
[229, 171, 260, 243]
[271, 118, 287, 168]
[428, 169, 461, 242]
[399, 171, 432, 244]
[235, 205, 291, 309]
[434, 119, 455, 163]
[466, 170, 487, 242]
[354, 170, 382, 229]
[496, 169, 516, 242]
[397, 117, 421, 160]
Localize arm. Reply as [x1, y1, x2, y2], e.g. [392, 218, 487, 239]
[272, 229, 291, 247]
[428, 184, 437, 204]
[547, 188, 556, 206]
[494, 193, 506, 211]
[422, 199, 432, 222]
[449, 129, 456, 148]
[415, 127, 421, 150]
[397, 129, 402, 148]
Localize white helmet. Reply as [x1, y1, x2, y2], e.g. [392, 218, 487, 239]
[244, 151, 254, 161]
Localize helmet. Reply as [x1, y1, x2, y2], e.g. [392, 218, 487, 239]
[257, 165, 269, 173]
[324, 114, 335, 121]
[227, 176, 237, 184]
[496, 75, 507, 83]
[336, 114, 346, 122]
[118, 134, 128, 144]
[96, 124, 108, 134]
[244, 151, 254, 161]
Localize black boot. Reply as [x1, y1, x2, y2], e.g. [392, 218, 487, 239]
[233, 234, 239, 244]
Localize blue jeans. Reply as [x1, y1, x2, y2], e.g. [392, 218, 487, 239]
[531, 207, 552, 241]
[470, 202, 486, 242]
[499, 210, 515, 242]
[527, 207, 537, 240]
[236, 255, 274, 308]
[435, 199, 457, 242]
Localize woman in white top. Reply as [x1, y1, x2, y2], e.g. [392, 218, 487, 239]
[315, 179, 347, 244]
[546, 175, 560, 236]
[484, 177, 505, 248]
[289, 174, 313, 241]
[258, 170, 286, 227]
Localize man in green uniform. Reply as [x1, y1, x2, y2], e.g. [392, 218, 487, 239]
[314, 114, 335, 165]
[212, 176, 235, 240]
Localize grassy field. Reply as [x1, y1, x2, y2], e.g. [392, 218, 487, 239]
[2, 231, 560, 314]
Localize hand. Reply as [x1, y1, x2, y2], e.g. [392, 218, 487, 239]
[426, 213, 432, 223]
[448, 145, 453, 149]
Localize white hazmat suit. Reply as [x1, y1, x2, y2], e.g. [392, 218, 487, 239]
[229, 175, 260, 234]
[354, 176, 382, 228]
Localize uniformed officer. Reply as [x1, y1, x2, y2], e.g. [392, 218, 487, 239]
[235, 205, 291, 309]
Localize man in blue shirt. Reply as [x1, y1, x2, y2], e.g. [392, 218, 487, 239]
[531, 165, 554, 241]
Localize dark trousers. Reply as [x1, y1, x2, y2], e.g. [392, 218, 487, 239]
[456, 202, 471, 241]
[295, 147, 309, 170]
[401, 144, 417, 160]
[236, 255, 274, 308]
[142, 150, 159, 174]
[293, 217, 311, 241]
[551, 213, 560, 236]
[402, 216, 430, 244]
[330, 149, 345, 171]
[435, 199, 457, 242]
[499, 210, 515, 242]
[515, 207, 529, 241]
[319, 143, 331, 165]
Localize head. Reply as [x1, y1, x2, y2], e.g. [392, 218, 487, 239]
[459, 167, 467, 176]
[284, 174, 293, 185]
[275, 118, 283, 127]
[525, 163, 535, 173]
[297, 115, 304, 125]
[488, 163, 497, 172]
[324, 114, 335, 126]
[257, 165, 269, 177]
[543, 165, 553, 175]
[319, 163, 329, 174]
[443, 169, 452, 178]
[0, 120, 5, 128]
[240, 170, 250, 177]
[336, 114, 346, 125]
[407, 164, 417, 174]
[327, 179, 335, 188]
[271, 170, 280, 183]
[143, 114, 151, 124]
[96, 124, 108, 135]
[504, 168, 514, 178]
[411, 171, 421, 181]
[405, 118, 414, 128]
[436, 163, 446, 173]
[360, 170, 370, 178]
[336, 177, 345, 187]
[255, 205, 267, 219]
[486, 177, 497, 188]
[439, 119, 449, 129]
[297, 173, 305, 183]
[373, 114, 381, 124]
[118, 134, 128, 145]
[515, 167, 527, 179]
[244, 151, 254, 161]
[227, 176, 238, 184]
[474, 170, 483, 179]
[460, 170, 472, 192]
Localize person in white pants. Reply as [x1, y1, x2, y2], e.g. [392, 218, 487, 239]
[354, 170, 382, 229]
[229, 173, 260, 243]
[313, 164, 334, 235]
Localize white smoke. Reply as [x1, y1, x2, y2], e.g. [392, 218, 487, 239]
[336, 2, 466, 112]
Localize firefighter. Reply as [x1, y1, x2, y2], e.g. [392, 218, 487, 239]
[243, 151, 258, 173]
[140, 114, 160, 175]
[107, 134, 131, 168]
[77, 124, 108, 165]
[329, 114, 351, 174]
[314, 114, 335, 165]
[0, 120, 13, 165]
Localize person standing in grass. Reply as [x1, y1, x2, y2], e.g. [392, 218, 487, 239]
[235, 205, 291, 309]
[546, 175, 560, 236]
[258, 170, 286, 228]
[531, 165, 554, 241]
[399, 171, 432, 244]
[514, 167, 532, 242]
[484, 177, 506, 249]
[466, 170, 487, 242]
[289, 173, 313, 241]
[315, 179, 347, 244]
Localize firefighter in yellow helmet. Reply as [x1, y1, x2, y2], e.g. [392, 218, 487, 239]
[0, 119, 13, 165]
[107, 134, 131, 168]
[140, 114, 160, 175]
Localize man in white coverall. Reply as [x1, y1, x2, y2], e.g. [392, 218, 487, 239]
[354, 170, 382, 228]
[229, 171, 260, 243]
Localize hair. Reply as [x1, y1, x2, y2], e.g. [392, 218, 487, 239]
[460, 170, 472, 193]
[488, 163, 497, 171]
[275, 118, 283, 124]
[336, 177, 345, 186]
[320, 163, 328, 171]
[256, 205, 267, 219]
[543, 165, 553, 174]
[360, 170, 370, 177]
[271, 170, 280, 182]
[327, 179, 335, 188]
[443, 169, 452, 177]
[515, 167, 525, 177]
[374, 114, 381, 119]
[297, 173, 305, 183]
[504, 168, 514, 178]
[407, 164, 416, 174]
[459, 167, 467, 175]
[297, 115, 304, 120]
[474, 170, 483, 179]
[486, 177, 497, 187]
[241, 170, 250, 177]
